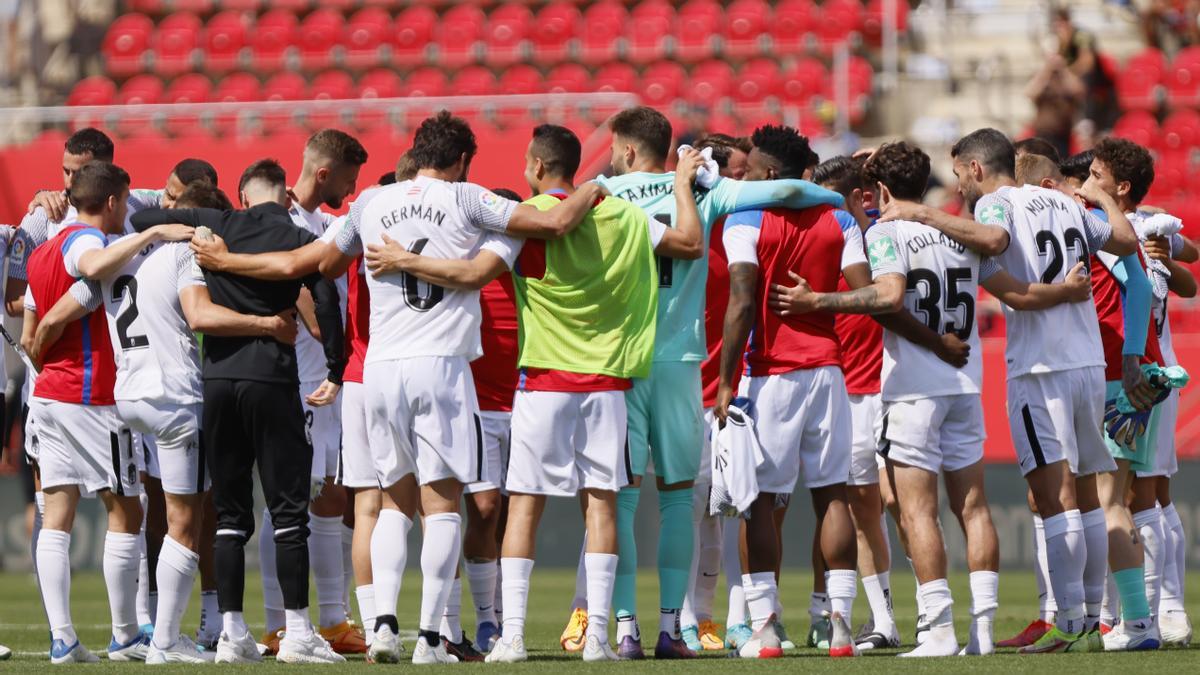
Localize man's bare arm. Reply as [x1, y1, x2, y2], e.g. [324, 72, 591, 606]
[191, 235, 330, 281]
[179, 285, 297, 343]
[365, 235, 509, 291]
[504, 182, 606, 239]
[714, 263, 758, 422]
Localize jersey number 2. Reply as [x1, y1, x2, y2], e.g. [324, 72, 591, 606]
[1035, 228, 1088, 283]
[402, 239, 444, 312]
[111, 275, 149, 350]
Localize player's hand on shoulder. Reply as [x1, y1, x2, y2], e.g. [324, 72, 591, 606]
[267, 309, 299, 346]
[934, 333, 970, 368]
[768, 271, 819, 315]
[1062, 261, 1093, 302]
[29, 190, 68, 221]
[152, 223, 196, 242]
[305, 379, 341, 407]
[191, 232, 229, 271]
[365, 233, 413, 277]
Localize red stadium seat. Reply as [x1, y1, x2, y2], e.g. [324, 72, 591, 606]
[250, 10, 298, 73]
[103, 14, 154, 76]
[116, 74, 164, 105]
[848, 55, 875, 97]
[266, 0, 309, 11]
[152, 13, 202, 76]
[436, 5, 485, 68]
[405, 67, 448, 97]
[358, 68, 402, 98]
[819, 0, 864, 45]
[580, 1, 626, 66]
[1162, 109, 1200, 150]
[218, 0, 261, 10]
[310, 70, 354, 100]
[639, 61, 686, 107]
[1154, 149, 1190, 197]
[780, 58, 828, 105]
[173, 0, 215, 13]
[127, 0, 167, 13]
[734, 58, 780, 105]
[484, 4, 533, 67]
[344, 7, 390, 69]
[628, 0, 674, 64]
[687, 60, 734, 106]
[263, 71, 308, 101]
[545, 63, 589, 94]
[202, 11, 247, 74]
[675, 0, 722, 63]
[452, 66, 498, 96]
[212, 72, 263, 134]
[297, 9, 345, 71]
[864, 0, 910, 46]
[531, 2, 579, 65]
[1166, 46, 1200, 109]
[1111, 111, 1161, 150]
[498, 65, 542, 95]
[723, 0, 770, 58]
[67, 76, 118, 106]
[1117, 47, 1167, 112]
[771, 0, 818, 55]
[393, 6, 436, 66]
[593, 62, 637, 94]
[163, 73, 213, 136]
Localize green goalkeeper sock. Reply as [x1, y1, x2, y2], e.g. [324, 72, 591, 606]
[613, 487, 641, 621]
[656, 487, 694, 637]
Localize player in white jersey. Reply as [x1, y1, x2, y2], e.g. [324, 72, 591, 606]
[31, 181, 296, 663]
[878, 129, 1145, 653]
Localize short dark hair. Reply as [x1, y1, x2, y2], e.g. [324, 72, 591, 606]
[409, 111, 477, 171]
[751, 125, 814, 180]
[65, 128, 114, 162]
[378, 171, 397, 186]
[530, 124, 581, 180]
[69, 160, 130, 213]
[172, 158, 218, 187]
[490, 188, 523, 202]
[1092, 137, 1155, 205]
[237, 158, 286, 197]
[175, 182, 233, 210]
[862, 142, 931, 201]
[1014, 137, 1061, 163]
[307, 128, 369, 167]
[1059, 150, 1094, 183]
[694, 133, 752, 170]
[811, 155, 864, 197]
[951, 128, 1015, 178]
[609, 106, 673, 163]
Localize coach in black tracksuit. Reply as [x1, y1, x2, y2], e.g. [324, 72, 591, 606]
[130, 159, 345, 622]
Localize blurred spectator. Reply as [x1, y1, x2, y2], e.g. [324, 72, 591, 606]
[1025, 53, 1085, 161]
[1053, 7, 1117, 132]
[1137, 0, 1200, 52]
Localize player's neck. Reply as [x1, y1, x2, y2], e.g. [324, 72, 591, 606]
[537, 178, 574, 195]
[75, 212, 114, 234]
[291, 179, 322, 214]
[416, 168, 459, 182]
[982, 174, 1017, 195]
[627, 158, 666, 174]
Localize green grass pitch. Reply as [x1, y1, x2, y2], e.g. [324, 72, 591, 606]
[0, 569, 1195, 671]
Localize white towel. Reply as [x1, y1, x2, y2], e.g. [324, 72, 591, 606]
[1134, 212, 1182, 300]
[676, 144, 720, 189]
[709, 403, 766, 518]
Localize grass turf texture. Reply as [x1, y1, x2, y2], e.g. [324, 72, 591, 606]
[0, 569, 1195, 671]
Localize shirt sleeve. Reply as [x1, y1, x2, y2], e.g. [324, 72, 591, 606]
[841, 221, 868, 270]
[454, 182, 519, 233]
[978, 257, 1001, 282]
[1081, 205, 1113, 252]
[61, 228, 107, 278]
[646, 214, 668, 249]
[1169, 232, 1186, 259]
[334, 199, 365, 257]
[69, 279, 102, 313]
[706, 178, 845, 219]
[320, 216, 346, 244]
[865, 222, 907, 279]
[19, 206, 52, 247]
[3, 226, 32, 281]
[1106, 253, 1152, 356]
[479, 233, 525, 271]
[973, 192, 1015, 235]
[723, 210, 763, 266]
[175, 244, 206, 293]
[127, 189, 163, 214]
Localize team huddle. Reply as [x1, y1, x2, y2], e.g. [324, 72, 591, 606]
[5, 105, 1193, 664]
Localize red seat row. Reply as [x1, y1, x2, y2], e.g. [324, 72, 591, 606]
[102, 0, 907, 76]
[1117, 46, 1200, 112]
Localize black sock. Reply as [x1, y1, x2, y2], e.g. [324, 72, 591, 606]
[376, 615, 399, 635]
[419, 629, 442, 647]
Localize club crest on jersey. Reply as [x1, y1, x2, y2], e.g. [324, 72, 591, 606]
[868, 236, 899, 267]
[978, 204, 1007, 225]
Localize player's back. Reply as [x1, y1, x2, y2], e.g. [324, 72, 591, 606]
[979, 184, 1105, 377]
[101, 239, 202, 404]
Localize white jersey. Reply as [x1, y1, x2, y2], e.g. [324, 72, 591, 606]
[20, 189, 159, 246]
[975, 184, 1109, 378]
[867, 220, 998, 401]
[334, 176, 522, 363]
[288, 203, 347, 383]
[1128, 210, 1183, 368]
[99, 239, 206, 404]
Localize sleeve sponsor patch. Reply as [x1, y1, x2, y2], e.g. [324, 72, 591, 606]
[480, 190, 505, 214]
[868, 236, 899, 268]
[977, 203, 1008, 226]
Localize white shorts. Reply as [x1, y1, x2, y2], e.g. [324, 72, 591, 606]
[1008, 367, 1116, 477]
[466, 411, 511, 494]
[139, 433, 160, 481]
[117, 400, 208, 495]
[881, 394, 985, 474]
[699, 407, 715, 483]
[847, 393, 883, 486]
[337, 382, 377, 489]
[365, 356, 482, 488]
[24, 398, 42, 464]
[1139, 388, 1179, 478]
[34, 399, 139, 497]
[506, 389, 630, 497]
[301, 379, 342, 479]
[745, 366, 852, 493]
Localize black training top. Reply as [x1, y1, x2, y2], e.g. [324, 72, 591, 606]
[130, 202, 346, 385]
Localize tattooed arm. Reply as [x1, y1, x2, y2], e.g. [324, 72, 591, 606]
[714, 262, 758, 423]
[774, 271, 905, 315]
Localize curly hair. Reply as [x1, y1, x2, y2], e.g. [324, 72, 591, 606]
[861, 142, 930, 201]
[409, 111, 478, 171]
[751, 125, 815, 180]
[1058, 150, 1094, 183]
[1091, 137, 1155, 205]
[812, 155, 864, 197]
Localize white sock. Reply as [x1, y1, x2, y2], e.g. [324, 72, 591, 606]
[1161, 503, 1186, 613]
[1081, 508, 1108, 627]
[198, 590, 220, 643]
[743, 571, 778, 631]
[223, 611, 249, 640]
[616, 614, 640, 641]
[571, 534, 588, 611]
[37, 529, 75, 643]
[695, 514, 722, 622]
[1134, 507, 1165, 616]
[500, 557, 534, 643]
[585, 552, 618, 641]
[370, 509, 412, 622]
[439, 578, 464, 643]
[104, 531, 142, 644]
[918, 579, 954, 627]
[1101, 571, 1119, 626]
[907, 557, 927, 618]
[31, 492, 45, 583]
[341, 523, 354, 618]
[808, 591, 828, 620]
[827, 569, 857, 626]
[285, 608, 313, 639]
[967, 570, 998, 653]
[151, 535, 199, 649]
[494, 563, 503, 621]
[308, 513, 347, 629]
[1032, 514, 1057, 621]
[465, 560, 498, 627]
[722, 517, 745, 627]
[137, 528, 152, 627]
[418, 513, 462, 633]
[659, 608, 682, 638]
[862, 572, 897, 636]
[258, 509, 285, 633]
[354, 585, 376, 645]
[1043, 510, 1086, 634]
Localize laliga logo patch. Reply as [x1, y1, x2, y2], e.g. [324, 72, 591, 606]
[9, 237, 25, 265]
[480, 191, 505, 214]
